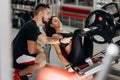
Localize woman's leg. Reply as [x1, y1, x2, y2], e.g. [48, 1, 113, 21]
[84, 35, 93, 59]
[68, 29, 93, 67]
[68, 29, 85, 66]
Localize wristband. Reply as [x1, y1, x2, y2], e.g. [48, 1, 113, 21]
[65, 64, 71, 69]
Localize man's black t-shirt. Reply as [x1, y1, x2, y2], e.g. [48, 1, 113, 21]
[13, 20, 41, 59]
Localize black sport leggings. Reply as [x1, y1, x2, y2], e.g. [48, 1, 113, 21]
[68, 29, 93, 67]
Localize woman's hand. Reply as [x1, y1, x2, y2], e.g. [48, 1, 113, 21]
[65, 64, 74, 72]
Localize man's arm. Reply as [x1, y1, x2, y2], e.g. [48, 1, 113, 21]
[37, 34, 72, 44]
[27, 40, 41, 54]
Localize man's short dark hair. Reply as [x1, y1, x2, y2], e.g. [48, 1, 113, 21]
[34, 3, 50, 15]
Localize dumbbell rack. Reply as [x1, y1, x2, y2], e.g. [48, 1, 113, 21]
[12, 0, 37, 12]
[12, 0, 38, 28]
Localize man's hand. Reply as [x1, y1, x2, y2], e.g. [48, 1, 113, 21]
[36, 43, 41, 51]
[61, 37, 72, 44]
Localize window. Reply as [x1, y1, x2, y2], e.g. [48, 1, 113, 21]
[63, 0, 93, 7]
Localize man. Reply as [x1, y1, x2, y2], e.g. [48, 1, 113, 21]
[13, 3, 71, 80]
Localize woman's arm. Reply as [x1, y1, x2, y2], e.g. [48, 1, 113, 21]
[53, 44, 70, 65]
[54, 44, 75, 72]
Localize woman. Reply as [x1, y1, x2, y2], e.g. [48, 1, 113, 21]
[45, 16, 93, 69]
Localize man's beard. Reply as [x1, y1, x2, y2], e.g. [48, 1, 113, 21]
[42, 17, 48, 25]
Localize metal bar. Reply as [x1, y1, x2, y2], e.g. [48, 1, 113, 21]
[76, 0, 78, 5]
[83, 64, 103, 78]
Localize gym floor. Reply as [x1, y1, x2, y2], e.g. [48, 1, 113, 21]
[11, 26, 120, 80]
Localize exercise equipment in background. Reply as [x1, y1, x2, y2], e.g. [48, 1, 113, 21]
[85, 9, 116, 44]
[102, 2, 120, 34]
